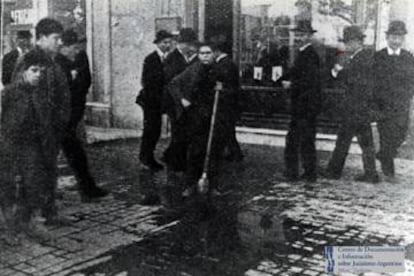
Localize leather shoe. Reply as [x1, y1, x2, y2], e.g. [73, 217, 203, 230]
[320, 169, 341, 180]
[354, 174, 380, 183]
[140, 158, 164, 172]
[283, 171, 299, 181]
[81, 186, 109, 202]
[300, 173, 317, 183]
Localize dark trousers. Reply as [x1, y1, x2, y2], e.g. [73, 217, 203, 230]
[284, 115, 317, 177]
[377, 113, 410, 176]
[61, 126, 96, 195]
[185, 128, 227, 190]
[327, 121, 377, 177]
[139, 105, 162, 162]
[16, 144, 58, 221]
[225, 123, 243, 158]
[164, 116, 188, 172]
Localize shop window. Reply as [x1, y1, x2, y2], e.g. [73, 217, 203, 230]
[238, 0, 379, 88]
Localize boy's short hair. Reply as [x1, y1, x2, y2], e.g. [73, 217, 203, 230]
[198, 42, 213, 51]
[21, 49, 50, 70]
[35, 18, 63, 40]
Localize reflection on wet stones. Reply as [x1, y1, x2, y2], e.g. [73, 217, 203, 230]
[238, 206, 286, 255]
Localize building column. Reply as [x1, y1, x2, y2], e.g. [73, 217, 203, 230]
[85, 0, 113, 127]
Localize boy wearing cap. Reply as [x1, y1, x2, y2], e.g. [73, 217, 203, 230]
[2, 30, 33, 85]
[324, 26, 379, 183]
[1, 50, 56, 243]
[56, 29, 108, 201]
[139, 30, 173, 171]
[374, 20, 414, 180]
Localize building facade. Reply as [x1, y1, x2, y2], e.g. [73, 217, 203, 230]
[2, 0, 414, 132]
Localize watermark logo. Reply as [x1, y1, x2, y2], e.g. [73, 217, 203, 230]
[324, 246, 405, 274]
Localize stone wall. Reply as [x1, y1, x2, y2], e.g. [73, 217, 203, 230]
[87, 0, 163, 129]
[110, 0, 156, 129]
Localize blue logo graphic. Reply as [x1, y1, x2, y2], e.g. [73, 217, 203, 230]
[325, 246, 335, 274]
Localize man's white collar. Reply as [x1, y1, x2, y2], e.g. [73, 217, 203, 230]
[387, 46, 401, 56]
[216, 53, 228, 62]
[299, 43, 312, 52]
[156, 47, 166, 59]
[350, 47, 363, 59]
[17, 47, 23, 56]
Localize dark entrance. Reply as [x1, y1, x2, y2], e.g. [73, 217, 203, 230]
[204, 0, 233, 55]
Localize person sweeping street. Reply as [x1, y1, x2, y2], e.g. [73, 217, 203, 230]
[167, 42, 237, 197]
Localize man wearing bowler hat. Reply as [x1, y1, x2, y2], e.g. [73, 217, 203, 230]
[139, 30, 173, 171]
[2, 30, 33, 85]
[324, 26, 379, 183]
[281, 20, 322, 183]
[162, 28, 199, 172]
[374, 20, 414, 180]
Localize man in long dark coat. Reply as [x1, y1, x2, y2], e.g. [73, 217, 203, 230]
[56, 29, 108, 201]
[324, 26, 379, 183]
[139, 30, 173, 171]
[213, 40, 244, 162]
[162, 28, 198, 173]
[281, 21, 322, 182]
[374, 20, 414, 180]
[2, 30, 32, 85]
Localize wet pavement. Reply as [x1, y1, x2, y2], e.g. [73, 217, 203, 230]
[1, 139, 414, 275]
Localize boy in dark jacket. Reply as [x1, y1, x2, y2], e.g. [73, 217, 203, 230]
[1, 50, 56, 243]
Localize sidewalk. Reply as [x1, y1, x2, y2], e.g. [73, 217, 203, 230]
[85, 125, 364, 154]
[1, 129, 413, 275]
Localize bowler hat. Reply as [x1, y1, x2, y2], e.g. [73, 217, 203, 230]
[386, 20, 407, 35]
[290, 20, 317, 33]
[153, 30, 173, 44]
[340, 26, 365, 42]
[62, 29, 79, 46]
[178, 28, 198, 43]
[17, 30, 32, 39]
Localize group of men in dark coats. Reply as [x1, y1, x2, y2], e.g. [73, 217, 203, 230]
[282, 20, 414, 184]
[138, 28, 242, 204]
[324, 20, 414, 183]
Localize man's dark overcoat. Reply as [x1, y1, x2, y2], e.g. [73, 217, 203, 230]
[327, 48, 378, 178]
[337, 48, 376, 123]
[373, 48, 414, 175]
[282, 44, 321, 179]
[284, 45, 322, 118]
[162, 48, 194, 171]
[142, 50, 166, 108]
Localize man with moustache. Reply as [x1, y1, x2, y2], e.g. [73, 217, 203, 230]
[139, 30, 173, 171]
[374, 20, 414, 180]
[162, 28, 199, 172]
[324, 26, 379, 183]
[281, 20, 322, 183]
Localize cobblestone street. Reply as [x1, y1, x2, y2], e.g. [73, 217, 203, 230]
[1, 139, 414, 276]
